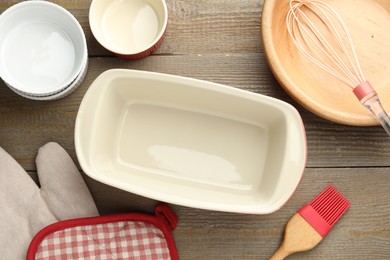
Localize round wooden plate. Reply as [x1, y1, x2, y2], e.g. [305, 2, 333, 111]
[262, 0, 390, 126]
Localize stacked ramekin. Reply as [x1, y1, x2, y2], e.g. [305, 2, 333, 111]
[0, 1, 88, 100]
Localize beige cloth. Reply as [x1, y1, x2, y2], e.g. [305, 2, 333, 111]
[0, 142, 99, 259]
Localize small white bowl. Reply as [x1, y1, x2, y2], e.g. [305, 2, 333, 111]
[0, 1, 87, 96]
[89, 0, 168, 59]
[75, 69, 307, 214]
[8, 59, 88, 101]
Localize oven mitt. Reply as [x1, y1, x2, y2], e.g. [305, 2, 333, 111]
[0, 142, 99, 260]
[27, 204, 179, 260]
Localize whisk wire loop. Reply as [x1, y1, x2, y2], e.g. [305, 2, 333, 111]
[292, 3, 353, 84]
[287, 2, 353, 86]
[286, 0, 390, 136]
[286, 0, 366, 88]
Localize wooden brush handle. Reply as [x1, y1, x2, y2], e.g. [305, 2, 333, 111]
[269, 213, 323, 260]
[269, 245, 289, 260]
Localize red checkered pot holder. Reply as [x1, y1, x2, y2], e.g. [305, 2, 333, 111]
[27, 204, 179, 260]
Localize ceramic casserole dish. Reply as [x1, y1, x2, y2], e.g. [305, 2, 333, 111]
[75, 69, 306, 214]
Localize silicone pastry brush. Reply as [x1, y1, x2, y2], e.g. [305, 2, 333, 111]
[270, 185, 350, 260]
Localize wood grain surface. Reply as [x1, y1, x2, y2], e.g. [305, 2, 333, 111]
[0, 0, 389, 259]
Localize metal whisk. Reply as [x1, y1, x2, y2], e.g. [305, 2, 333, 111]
[286, 0, 390, 136]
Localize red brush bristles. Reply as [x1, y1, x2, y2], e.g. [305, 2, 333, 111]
[298, 185, 350, 238]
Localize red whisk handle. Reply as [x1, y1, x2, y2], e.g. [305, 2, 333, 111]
[353, 81, 390, 136]
[353, 81, 376, 101]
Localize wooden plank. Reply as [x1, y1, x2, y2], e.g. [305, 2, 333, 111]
[1, 55, 389, 170]
[0, 0, 264, 56]
[26, 167, 390, 259]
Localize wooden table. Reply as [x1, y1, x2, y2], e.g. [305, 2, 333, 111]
[1, 0, 389, 259]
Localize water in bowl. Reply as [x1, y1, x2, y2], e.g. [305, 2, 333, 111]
[102, 0, 159, 54]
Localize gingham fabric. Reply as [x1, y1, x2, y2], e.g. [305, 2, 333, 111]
[34, 221, 171, 260]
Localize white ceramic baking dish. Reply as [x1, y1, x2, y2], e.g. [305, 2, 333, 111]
[0, 1, 87, 97]
[75, 69, 306, 214]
